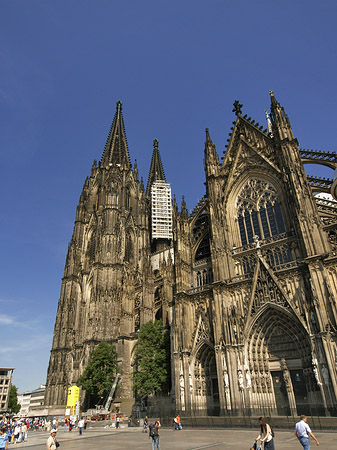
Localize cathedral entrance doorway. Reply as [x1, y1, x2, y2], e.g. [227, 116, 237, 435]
[290, 369, 310, 415]
[247, 305, 321, 416]
[193, 344, 219, 415]
[271, 371, 290, 416]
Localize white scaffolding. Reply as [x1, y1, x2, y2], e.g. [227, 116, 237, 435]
[151, 180, 173, 239]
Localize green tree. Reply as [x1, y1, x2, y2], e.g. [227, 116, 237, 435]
[77, 341, 118, 408]
[8, 384, 21, 414]
[133, 320, 169, 398]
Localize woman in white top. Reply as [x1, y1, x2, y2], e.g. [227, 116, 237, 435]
[256, 417, 275, 450]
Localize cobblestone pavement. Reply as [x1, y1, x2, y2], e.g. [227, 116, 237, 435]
[7, 426, 337, 449]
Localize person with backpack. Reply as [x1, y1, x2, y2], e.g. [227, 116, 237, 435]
[255, 417, 275, 449]
[149, 420, 161, 450]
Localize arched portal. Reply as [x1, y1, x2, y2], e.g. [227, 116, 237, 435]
[246, 306, 324, 415]
[192, 344, 219, 415]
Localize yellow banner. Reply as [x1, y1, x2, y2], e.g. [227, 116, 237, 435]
[66, 385, 80, 408]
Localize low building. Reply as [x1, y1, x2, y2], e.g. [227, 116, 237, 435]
[18, 385, 46, 417]
[0, 368, 14, 412]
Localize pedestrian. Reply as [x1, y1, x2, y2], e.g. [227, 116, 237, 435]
[0, 427, 8, 450]
[116, 416, 120, 429]
[78, 418, 84, 435]
[255, 417, 275, 450]
[21, 422, 28, 442]
[143, 416, 148, 433]
[295, 415, 319, 449]
[13, 424, 20, 444]
[46, 430, 58, 450]
[150, 420, 161, 450]
[7, 426, 12, 445]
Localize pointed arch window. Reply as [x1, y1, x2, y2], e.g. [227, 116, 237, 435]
[125, 232, 133, 262]
[125, 187, 131, 211]
[236, 179, 285, 245]
[193, 211, 211, 261]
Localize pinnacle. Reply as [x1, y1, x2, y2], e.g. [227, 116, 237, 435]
[101, 100, 131, 168]
[146, 139, 167, 197]
[205, 128, 212, 144]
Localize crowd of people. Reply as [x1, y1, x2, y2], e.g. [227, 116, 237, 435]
[0, 414, 321, 450]
[0, 415, 91, 447]
[0, 418, 36, 444]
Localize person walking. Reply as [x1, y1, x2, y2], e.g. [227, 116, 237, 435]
[255, 417, 275, 450]
[78, 418, 84, 435]
[46, 430, 58, 450]
[143, 416, 148, 433]
[150, 420, 161, 450]
[0, 427, 8, 450]
[21, 422, 28, 442]
[295, 415, 319, 449]
[13, 424, 21, 444]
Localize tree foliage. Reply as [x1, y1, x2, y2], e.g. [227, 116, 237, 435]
[77, 341, 118, 407]
[133, 320, 169, 398]
[8, 384, 21, 414]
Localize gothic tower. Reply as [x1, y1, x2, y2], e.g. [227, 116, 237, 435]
[45, 102, 163, 413]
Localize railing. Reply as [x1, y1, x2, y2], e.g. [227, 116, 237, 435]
[193, 257, 212, 268]
[186, 285, 212, 294]
[232, 232, 294, 255]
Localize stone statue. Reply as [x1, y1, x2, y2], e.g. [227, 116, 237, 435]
[313, 364, 322, 386]
[179, 373, 185, 406]
[223, 369, 229, 389]
[238, 369, 244, 390]
[189, 369, 193, 393]
[253, 235, 261, 248]
[321, 365, 329, 385]
[245, 369, 251, 389]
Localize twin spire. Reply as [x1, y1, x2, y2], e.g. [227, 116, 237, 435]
[146, 138, 166, 197]
[101, 101, 167, 196]
[101, 101, 131, 168]
[101, 92, 287, 192]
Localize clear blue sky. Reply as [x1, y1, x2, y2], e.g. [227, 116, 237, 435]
[1, 0, 336, 393]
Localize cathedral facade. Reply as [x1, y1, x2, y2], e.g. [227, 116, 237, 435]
[45, 92, 337, 417]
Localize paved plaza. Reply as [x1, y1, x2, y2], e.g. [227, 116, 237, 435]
[9, 425, 337, 449]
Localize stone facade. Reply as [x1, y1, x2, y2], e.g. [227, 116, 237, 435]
[45, 92, 337, 416]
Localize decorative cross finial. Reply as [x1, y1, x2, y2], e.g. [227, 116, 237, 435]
[153, 138, 159, 148]
[232, 100, 243, 116]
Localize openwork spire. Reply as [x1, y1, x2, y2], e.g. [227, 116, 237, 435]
[101, 101, 131, 168]
[146, 139, 167, 197]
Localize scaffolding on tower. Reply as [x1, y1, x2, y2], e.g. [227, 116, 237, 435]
[151, 180, 173, 240]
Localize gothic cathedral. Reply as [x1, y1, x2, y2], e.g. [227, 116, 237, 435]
[45, 92, 337, 417]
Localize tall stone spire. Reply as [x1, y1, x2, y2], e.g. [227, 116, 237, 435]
[269, 90, 294, 141]
[101, 100, 131, 168]
[146, 139, 166, 197]
[204, 128, 219, 178]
